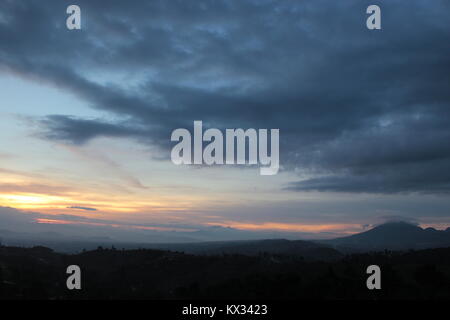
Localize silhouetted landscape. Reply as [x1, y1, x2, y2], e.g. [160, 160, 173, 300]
[322, 222, 450, 252]
[1, 0, 450, 308]
[1, 222, 450, 300]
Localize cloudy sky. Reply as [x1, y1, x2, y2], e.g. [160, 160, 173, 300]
[0, 0, 450, 241]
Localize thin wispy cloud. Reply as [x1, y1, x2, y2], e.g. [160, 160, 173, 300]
[67, 206, 97, 211]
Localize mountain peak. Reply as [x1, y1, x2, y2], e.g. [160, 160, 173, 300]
[375, 221, 419, 228]
[326, 221, 450, 251]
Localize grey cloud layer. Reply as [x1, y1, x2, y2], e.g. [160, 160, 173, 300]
[1, 0, 450, 193]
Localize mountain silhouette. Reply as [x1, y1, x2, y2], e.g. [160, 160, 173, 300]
[323, 221, 450, 251]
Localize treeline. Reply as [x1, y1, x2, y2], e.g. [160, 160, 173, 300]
[0, 245, 449, 299]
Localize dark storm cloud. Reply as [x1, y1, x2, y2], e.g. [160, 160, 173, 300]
[40, 115, 149, 145]
[1, 0, 450, 193]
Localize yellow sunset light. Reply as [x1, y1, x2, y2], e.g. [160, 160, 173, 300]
[0, 194, 67, 206]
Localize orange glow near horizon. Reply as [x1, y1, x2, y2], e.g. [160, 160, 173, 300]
[0, 179, 207, 215]
[34, 216, 363, 235]
[35, 218, 197, 232]
[0, 188, 365, 235]
[206, 221, 364, 234]
[2, 175, 449, 237]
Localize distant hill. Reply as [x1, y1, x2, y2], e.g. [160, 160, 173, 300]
[3, 221, 449, 256]
[147, 239, 342, 261]
[322, 222, 450, 252]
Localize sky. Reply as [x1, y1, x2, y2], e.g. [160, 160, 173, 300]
[0, 0, 450, 242]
